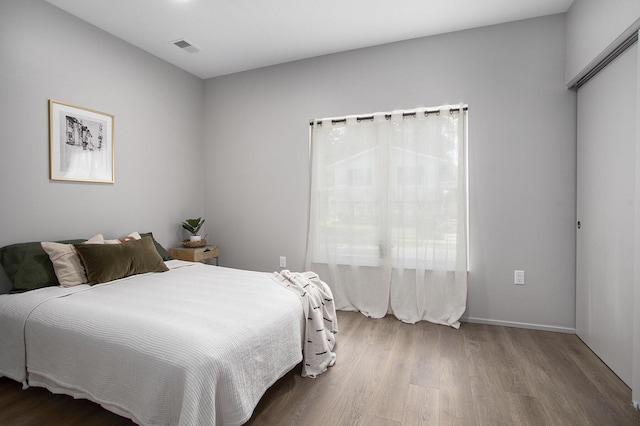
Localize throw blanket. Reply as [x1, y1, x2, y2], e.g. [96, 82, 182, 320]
[270, 270, 338, 378]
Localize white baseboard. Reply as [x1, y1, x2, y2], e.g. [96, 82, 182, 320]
[461, 316, 576, 334]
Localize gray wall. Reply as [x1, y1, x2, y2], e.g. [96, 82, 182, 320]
[0, 3, 579, 333]
[203, 15, 577, 331]
[0, 0, 205, 292]
[565, 0, 640, 84]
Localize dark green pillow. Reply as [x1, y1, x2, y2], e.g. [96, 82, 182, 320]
[140, 232, 173, 261]
[0, 239, 85, 293]
[74, 237, 169, 284]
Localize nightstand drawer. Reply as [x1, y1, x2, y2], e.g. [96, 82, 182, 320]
[169, 246, 219, 263]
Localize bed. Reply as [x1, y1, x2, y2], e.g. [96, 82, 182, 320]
[0, 234, 337, 425]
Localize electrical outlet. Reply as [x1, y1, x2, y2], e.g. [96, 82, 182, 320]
[514, 270, 525, 285]
[279, 256, 286, 268]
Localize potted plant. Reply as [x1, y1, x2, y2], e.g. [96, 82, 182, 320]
[182, 217, 205, 242]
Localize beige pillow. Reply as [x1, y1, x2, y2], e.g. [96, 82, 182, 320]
[41, 234, 104, 288]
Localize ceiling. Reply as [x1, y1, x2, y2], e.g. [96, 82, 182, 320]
[44, 0, 574, 80]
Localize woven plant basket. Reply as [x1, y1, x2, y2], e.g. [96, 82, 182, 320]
[181, 239, 207, 248]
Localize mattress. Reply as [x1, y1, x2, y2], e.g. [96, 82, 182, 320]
[0, 260, 304, 425]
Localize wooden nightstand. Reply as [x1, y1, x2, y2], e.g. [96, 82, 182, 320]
[169, 246, 219, 265]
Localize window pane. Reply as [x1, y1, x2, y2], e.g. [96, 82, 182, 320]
[309, 109, 465, 271]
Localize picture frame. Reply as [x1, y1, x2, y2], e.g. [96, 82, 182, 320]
[49, 100, 114, 183]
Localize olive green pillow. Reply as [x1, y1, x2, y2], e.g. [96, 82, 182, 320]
[74, 237, 169, 284]
[139, 232, 173, 261]
[0, 239, 85, 293]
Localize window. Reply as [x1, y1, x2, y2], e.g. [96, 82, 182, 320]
[307, 106, 467, 271]
[305, 105, 468, 327]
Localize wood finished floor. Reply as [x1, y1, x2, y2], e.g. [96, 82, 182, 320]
[1, 310, 638, 425]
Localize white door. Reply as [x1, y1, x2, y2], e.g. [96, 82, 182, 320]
[576, 43, 637, 386]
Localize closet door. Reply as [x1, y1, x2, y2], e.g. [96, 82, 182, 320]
[576, 43, 637, 386]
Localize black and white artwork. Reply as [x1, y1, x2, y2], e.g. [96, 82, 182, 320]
[49, 100, 114, 183]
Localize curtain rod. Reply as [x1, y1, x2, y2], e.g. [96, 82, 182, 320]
[309, 105, 468, 126]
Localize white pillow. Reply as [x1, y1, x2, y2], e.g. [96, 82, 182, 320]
[104, 231, 142, 244]
[41, 234, 104, 288]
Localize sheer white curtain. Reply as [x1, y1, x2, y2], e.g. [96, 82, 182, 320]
[305, 105, 467, 328]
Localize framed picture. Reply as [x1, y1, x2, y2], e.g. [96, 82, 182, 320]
[49, 100, 114, 183]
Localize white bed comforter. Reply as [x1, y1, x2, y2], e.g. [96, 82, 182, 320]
[0, 260, 304, 426]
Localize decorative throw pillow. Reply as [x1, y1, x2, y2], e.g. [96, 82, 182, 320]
[102, 232, 171, 260]
[40, 234, 104, 288]
[104, 231, 142, 244]
[139, 232, 173, 261]
[0, 237, 91, 293]
[74, 236, 169, 284]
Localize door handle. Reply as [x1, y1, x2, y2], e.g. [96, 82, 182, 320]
[577, 221, 581, 229]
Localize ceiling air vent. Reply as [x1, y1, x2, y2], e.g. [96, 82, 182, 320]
[172, 39, 201, 53]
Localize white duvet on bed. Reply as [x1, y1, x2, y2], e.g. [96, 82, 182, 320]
[0, 260, 304, 426]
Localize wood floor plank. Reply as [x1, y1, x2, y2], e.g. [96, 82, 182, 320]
[247, 311, 370, 425]
[323, 317, 401, 425]
[359, 414, 401, 426]
[0, 379, 135, 425]
[366, 321, 417, 422]
[2, 311, 640, 426]
[505, 392, 555, 426]
[561, 332, 638, 424]
[410, 321, 441, 389]
[260, 314, 395, 426]
[493, 326, 546, 398]
[469, 374, 514, 426]
[402, 384, 439, 426]
[504, 328, 594, 425]
[245, 370, 320, 426]
[438, 325, 477, 426]
[529, 329, 628, 425]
